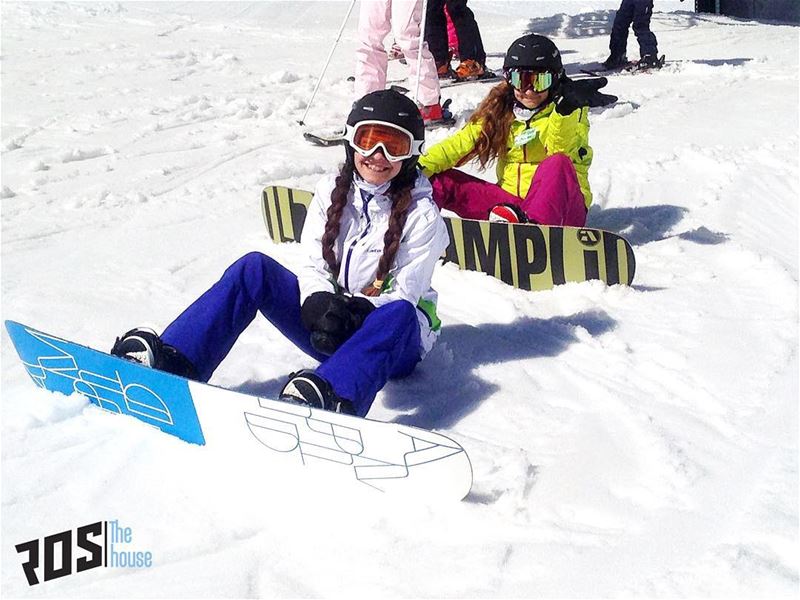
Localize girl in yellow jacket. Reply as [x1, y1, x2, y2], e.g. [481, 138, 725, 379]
[418, 34, 616, 226]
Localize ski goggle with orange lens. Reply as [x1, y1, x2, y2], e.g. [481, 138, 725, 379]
[345, 121, 424, 162]
[504, 69, 554, 92]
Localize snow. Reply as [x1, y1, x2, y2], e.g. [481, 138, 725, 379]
[1, 1, 798, 597]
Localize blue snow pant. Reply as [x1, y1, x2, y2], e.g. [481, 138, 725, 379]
[609, 0, 658, 59]
[161, 252, 422, 417]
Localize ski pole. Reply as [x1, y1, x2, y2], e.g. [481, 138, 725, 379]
[412, 0, 431, 105]
[298, 0, 357, 126]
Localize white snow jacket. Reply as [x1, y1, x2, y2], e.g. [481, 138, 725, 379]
[298, 170, 450, 356]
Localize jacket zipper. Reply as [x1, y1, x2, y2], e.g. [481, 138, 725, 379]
[517, 120, 530, 198]
[342, 190, 373, 292]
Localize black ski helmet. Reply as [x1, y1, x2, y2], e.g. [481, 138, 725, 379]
[503, 34, 564, 75]
[345, 89, 425, 181]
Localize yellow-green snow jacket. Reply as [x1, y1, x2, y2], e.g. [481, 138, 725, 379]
[418, 104, 593, 208]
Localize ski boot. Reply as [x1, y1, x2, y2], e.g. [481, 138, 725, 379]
[420, 98, 454, 128]
[437, 62, 457, 80]
[455, 59, 485, 81]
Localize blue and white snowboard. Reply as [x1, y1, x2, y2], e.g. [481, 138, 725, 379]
[5, 320, 472, 501]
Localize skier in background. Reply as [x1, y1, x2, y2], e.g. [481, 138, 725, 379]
[111, 90, 449, 418]
[426, 0, 488, 80]
[354, 0, 446, 124]
[418, 34, 616, 226]
[602, 0, 662, 70]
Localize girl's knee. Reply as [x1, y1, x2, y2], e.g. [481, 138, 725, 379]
[377, 299, 417, 320]
[542, 153, 579, 180]
[237, 251, 268, 265]
[544, 152, 573, 168]
[228, 252, 275, 281]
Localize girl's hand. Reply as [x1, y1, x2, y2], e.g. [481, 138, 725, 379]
[301, 292, 374, 355]
[554, 77, 618, 115]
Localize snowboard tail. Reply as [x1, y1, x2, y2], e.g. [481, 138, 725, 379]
[5, 320, 472, 500]
[262, 185, 635, 291]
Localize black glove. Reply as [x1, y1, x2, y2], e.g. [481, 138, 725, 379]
[345, 295, 376, 328]
[554, 77, 617, 116]
[301, 292, 375, 356]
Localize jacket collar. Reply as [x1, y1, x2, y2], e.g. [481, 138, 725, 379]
[353, 174, 392, 199]
[513, 99, 553, 122]
[350, 169, 431, 213]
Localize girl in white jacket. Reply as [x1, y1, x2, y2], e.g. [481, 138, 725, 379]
[111, 90, 449, 418]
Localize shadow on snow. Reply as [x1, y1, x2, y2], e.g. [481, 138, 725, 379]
[588, 204, 728, 247]
[383, 309, 617, 430]
[517, 9, 764, 41]
[232, 310, 616, 431]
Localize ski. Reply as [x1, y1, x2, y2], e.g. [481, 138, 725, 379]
[5, 320, 473, 501]
[441, 72, 502, 87]
[303, 128, 346, 147]
[391, 73, 502, 93]
[261, 186, 636, 292]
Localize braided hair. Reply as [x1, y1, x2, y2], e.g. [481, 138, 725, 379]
[321, 89, 424, 296]
[320, 155, 417, 297]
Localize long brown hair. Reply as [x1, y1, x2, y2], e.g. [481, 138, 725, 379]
[460, 80, 516, 169]
[321, 158, 416, 297]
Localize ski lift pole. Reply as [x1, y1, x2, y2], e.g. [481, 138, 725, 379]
[412, 0, 431, 105]
[297, 0, 357, 126]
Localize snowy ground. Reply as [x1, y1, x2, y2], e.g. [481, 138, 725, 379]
[1, 1, 798, 598]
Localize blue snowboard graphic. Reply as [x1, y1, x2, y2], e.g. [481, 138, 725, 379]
[5, 320, 205, 444]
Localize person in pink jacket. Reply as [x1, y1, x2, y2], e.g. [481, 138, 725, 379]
[354, 0, 445, 123]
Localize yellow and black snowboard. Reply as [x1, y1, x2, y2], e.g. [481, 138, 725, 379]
[262, 186, 635, 292]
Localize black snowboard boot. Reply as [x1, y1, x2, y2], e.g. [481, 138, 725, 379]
[279, 370, 356, 415]
[602, 54, 628, 70]
[636, 54, 663, 70]
[111, 328, 198, 380]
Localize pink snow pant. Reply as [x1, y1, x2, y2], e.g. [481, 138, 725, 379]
[355, 0, 440, 107]
[445, 6, 459, 54]
[429, 153, 588, 226]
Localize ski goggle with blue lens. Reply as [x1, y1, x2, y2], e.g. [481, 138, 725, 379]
[504, 69, 554, 92]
